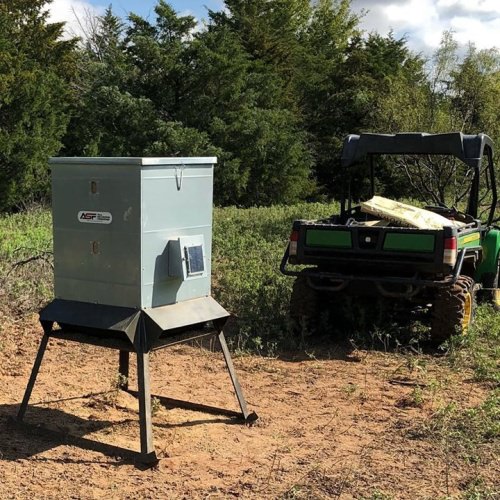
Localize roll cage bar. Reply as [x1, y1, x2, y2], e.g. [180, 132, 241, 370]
[339, 132, 497, 226]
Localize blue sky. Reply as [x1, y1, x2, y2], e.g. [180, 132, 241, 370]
[94, 0, 225, 21]
[48, 0, 500, 54]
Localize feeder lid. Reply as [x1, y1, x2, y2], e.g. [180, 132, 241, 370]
[49, 157, 217, 166]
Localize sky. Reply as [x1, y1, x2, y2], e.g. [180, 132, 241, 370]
[48, 0, 500, 54]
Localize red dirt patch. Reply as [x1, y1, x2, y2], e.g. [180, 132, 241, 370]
[0, 314, 497, 498]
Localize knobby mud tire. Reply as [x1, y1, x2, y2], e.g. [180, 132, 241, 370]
[431, 275, 476, 342]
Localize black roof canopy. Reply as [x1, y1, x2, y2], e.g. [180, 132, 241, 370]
[341, 132, 494, 169]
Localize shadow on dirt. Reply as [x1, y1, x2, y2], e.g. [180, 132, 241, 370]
[199, 329, 444, 363]
[194, 332, 363, 361]
[0, 403, 139, 465]
[0, 396, 248, 467]
[273, 333, 444, 362]
[276, 338, 359, 362]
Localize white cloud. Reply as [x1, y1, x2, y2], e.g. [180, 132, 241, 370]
[450, 16, 500, 48]
[385, 0, 438, 28]
[437, 0, 500, 15]
[47, 1, 500, 52]
[353, 2, 393, 35]
[46, 0, 105, 39]
[350, 0, 500, 53]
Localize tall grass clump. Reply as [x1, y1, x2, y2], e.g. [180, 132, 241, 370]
[444, 305, 500, 387]
[212, 202, 339, 351]
[0, 207, 53, 313]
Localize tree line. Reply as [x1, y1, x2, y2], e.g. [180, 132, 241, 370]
[0, 0, 499, 211]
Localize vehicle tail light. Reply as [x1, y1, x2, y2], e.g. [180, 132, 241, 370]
[443, 236, 457, 266]
[289, 230, 299, 257]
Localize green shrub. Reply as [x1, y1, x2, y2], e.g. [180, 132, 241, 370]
[212, 202, 339, 351]
[0, 207, 52, 258]
[444, 305, 500, 386]
[1, 202, 498, 362]
[0, 207, 53, 313]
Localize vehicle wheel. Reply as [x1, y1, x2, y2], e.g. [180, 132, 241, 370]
[431, 276, 476, 342]
[289, 273, 319, 338]
[482, 259, 500, 311]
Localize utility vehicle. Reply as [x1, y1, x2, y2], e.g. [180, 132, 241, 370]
[281, 133, 500, 340]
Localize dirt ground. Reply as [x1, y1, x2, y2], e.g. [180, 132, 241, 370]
[0, 313, 498, 499]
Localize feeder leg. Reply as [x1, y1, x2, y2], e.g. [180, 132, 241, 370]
[218, 330, 256, 421]
[136, 350, 156, 462]
[118, 351, 129, 390]
[17, 333, 50, 421]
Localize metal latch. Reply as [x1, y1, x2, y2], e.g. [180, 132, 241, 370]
[175, 163, 185, 191]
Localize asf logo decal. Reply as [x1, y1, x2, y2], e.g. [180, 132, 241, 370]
[77, 211, 113, 224]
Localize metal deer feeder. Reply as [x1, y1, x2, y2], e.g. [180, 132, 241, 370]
[17, 157, 257, 462]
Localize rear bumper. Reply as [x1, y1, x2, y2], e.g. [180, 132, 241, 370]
[280, 244, 466, 289]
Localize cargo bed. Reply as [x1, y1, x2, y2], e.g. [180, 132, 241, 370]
[281, 215, 482, 290]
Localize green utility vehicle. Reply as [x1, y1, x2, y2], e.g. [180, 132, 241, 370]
[280, 133, 500, 341]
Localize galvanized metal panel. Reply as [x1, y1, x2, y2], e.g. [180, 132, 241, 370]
[50, 157, 217, 165]
[51, 162, 142, 307]
[145, 296, 229, 332]
[140, 163, 214, 308]
[49, 157, 216, 310]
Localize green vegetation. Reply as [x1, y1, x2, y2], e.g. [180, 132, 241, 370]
[410, 387, 499, 498]
[404, 310, 500, 495]
[212, 202, 339, 351]
[445, 306, 500, 386]
[0, 207, 52, 258]
[0, 1, 77, 210]
[0, 207, 53, 312]
[424, 391, 499, 454]
[1, 204, 498, 493]
[1, 1, 499, 210]
[2, 203, 499, 358]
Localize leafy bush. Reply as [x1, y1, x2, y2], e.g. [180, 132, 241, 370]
[0, 207, 53, 313]
[2, 201, 500, 362]
[212, 202, 339, 351]
[444, 305, 500, 386]
[0, 1, 76, 211]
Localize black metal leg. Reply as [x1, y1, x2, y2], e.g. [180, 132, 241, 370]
[17, 333, 50, 421]
[136, 349, 157, 462]
[119, 351, 129, 390]
[218, 330, 257, 422]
